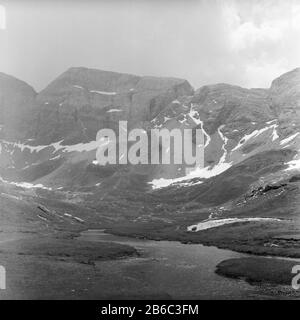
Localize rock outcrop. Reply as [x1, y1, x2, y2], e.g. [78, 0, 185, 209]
[269, 68, 300, 136]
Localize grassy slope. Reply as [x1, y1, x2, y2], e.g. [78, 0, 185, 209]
[216, 257, 300, 286]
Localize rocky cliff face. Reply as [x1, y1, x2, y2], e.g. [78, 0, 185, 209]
[269, 68, 300, 136]
[28, 67, 194, 144]
[192, 84, 274, 133]
[0, 73, 37, 140]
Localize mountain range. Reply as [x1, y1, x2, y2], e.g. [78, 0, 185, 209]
[0, 67, 299, 254]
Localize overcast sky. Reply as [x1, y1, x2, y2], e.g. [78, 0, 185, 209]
[0, 0, 300, 91]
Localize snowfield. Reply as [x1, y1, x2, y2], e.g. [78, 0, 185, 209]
[187, 217, 282, 231]
[150, 161, 231, 189]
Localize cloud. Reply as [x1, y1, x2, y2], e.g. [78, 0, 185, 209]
[245, 59, 288, 88]
[223, 2, 281, 49]
[1, 0, 300, 90]
[217, 0, 300, 87]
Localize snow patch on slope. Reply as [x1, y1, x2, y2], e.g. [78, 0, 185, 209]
[150, 161, 231, 189]
[73, 85, 84, 89]
[0, 177, 52, 190]
[189, 104, 211, 148]
[0, 139, 101, 155]
[232, 123, 279, 152]
[90, 90, 116, 96]
[150, 119, 231, 190]
[280, 132, 299, 145]
[218, 125, 229, 164]
[107, 109, 123, 113]
[187, 217, 282, 232]
[188, 105, 201, 125]
[285, 153, 300, 171]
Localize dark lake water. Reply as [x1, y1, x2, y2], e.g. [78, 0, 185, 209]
[78, 229, 260, 299]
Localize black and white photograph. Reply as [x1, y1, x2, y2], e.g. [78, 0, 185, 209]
[0, 0, 300, 307]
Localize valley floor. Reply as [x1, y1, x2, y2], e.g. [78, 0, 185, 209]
[0, 219, 299, 299]
[0, 186, 300, 299]
[106, 217, 300, 258]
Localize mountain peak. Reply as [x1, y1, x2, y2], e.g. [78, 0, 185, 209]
[0, 72, 36, 95]
[270, 67, 300, 88]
